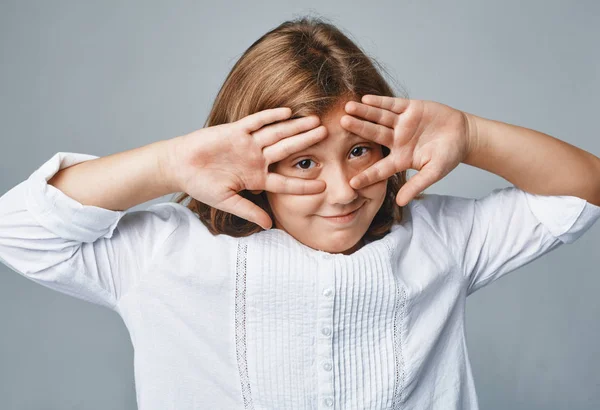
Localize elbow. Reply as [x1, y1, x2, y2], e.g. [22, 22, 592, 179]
[590, 156, 600, 207]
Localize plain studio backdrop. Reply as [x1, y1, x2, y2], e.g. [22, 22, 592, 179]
[1, 1, 598, 409]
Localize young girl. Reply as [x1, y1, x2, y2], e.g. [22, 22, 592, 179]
[1, 16, 599, 410]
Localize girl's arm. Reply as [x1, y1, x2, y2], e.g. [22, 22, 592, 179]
[463, 114, 600, 206]
[48, 139, 179, 211]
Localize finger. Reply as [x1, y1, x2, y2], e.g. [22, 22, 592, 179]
[349, 155, 400, 190]
[253, 115, 321, 148]
[263, 172, 326, 195]
[339, 114, 393, 147]
[395, 166, 440, 206]
[221, 194, 273, 230]
[239, 107, 292, 133]
[262, 125, 327, 164]
[344, 101, 397, 128]
[361, 95, 411, 115]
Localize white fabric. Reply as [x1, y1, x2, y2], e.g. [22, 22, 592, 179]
[1, 152, 599, 410]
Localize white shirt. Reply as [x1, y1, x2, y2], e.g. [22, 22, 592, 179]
[1, 152, 599, 410]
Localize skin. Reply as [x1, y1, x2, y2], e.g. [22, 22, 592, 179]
[261, 102, 388, 255]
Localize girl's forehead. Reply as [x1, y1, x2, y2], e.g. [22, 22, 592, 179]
[293, 133, 374, 158]
[320, 105, 348, 121]
[320, 131, 366, 146]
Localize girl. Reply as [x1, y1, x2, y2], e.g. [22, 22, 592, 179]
[1, 16, 599, 410]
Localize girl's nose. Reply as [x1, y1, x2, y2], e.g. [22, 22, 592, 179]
[323, 169, 359, 205]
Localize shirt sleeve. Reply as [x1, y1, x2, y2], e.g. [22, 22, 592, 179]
[412, 186, 600, 296]
[0, 152, 182, 311]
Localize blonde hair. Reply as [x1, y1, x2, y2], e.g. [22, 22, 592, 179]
[171, 14, 424, 243]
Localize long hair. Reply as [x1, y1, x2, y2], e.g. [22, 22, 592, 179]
[171, 15, 424, 243]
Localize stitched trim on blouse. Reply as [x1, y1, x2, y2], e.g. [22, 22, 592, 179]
[235, 239, 254, 409]
[386, 238, 407, 408]
[393, 287, 407, 407]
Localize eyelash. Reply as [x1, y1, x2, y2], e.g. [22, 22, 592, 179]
[293, 146, 371, 171]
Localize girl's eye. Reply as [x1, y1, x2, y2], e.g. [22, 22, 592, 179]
[350, 146, 370, 158]
[294, 158, 315, 171]
[293, 146, 371, 171]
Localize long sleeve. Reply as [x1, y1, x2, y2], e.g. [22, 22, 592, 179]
[0, 152, 182, 311]
[412, 186, 600, 296]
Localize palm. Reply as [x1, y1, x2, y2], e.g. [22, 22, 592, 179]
[341, 97, 470, 206]
[398, 100, 468, 178]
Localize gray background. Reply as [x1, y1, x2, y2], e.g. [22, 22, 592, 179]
[1, 0, 598, 409]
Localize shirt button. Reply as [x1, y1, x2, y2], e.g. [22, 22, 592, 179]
[321, 327, 331, 336]
[323, 288, 333, 297]
[323, 397, 334, 406]
[322, 362, 332, 371]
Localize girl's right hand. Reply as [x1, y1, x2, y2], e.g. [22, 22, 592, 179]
[166, 108, 327, 230]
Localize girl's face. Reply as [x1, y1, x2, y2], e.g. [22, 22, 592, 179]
[267, 104, 387, 255]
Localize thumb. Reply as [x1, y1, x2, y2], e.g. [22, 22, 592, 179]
[395, 166, 439, 206]
[221, 194, 272, 230]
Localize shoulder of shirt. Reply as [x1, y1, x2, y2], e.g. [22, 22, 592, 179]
[405, 191, 477, 242]
[114, 202, 183, 244]
[143, 201, 195, 235]
[139, 201, 232, 246]
[409, 191, 476, 212]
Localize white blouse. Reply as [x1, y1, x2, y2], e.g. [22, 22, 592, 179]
[1, 152, 599, 410]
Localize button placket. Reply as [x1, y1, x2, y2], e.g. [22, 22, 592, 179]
[316, 256, 336, 408]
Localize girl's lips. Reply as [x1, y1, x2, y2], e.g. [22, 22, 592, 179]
[321, 204, 362, 224]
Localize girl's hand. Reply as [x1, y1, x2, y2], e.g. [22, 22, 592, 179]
[340, 95, 474, 206]
[167, 108, 327, 230]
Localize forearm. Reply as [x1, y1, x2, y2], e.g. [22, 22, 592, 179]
[48, 139, 180, 211]
[462, 113, 600, 206]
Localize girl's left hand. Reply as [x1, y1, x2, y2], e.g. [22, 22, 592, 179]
[340, 95, 475, 206]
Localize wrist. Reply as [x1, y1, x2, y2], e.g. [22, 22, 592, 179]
[156, 137, 184, 194]
[462, 112, 482, 165]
